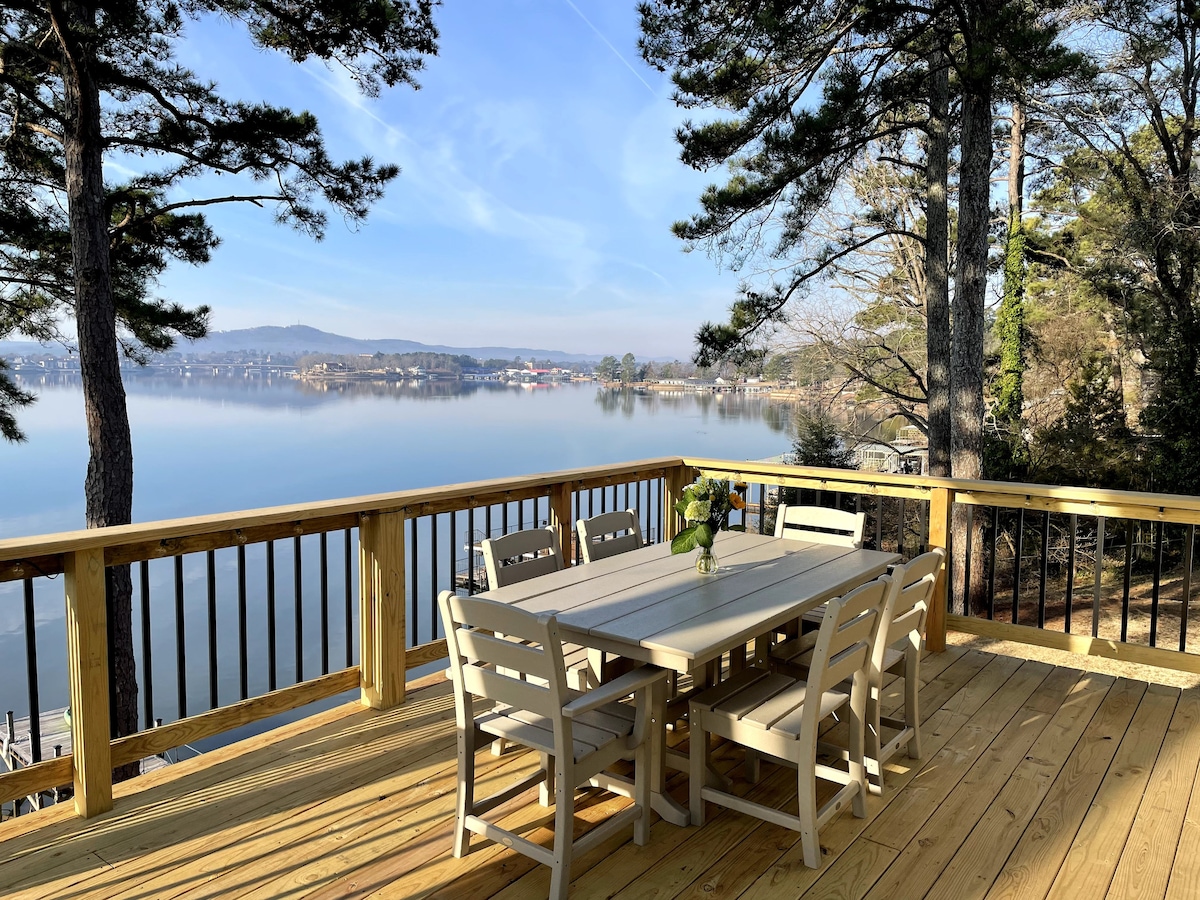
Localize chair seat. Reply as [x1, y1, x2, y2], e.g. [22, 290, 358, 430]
[479, 699, 636, 762]
[692, 667, 850, 740]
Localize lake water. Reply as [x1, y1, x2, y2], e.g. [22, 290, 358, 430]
[0, 373, 796, 751]
[2, 373, 793, 539]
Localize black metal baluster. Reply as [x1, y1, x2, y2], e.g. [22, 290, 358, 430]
[1122, 521, 1134, 643]
[449, 509, 457, 594]
[344, 529, 354, 667]
[431, 513, 439, 639]
[988, 507, 999, 620]
[918, 500, 928, 553]
[22, 579, 41, 763]
[1065, 514, 1077, 634]
[1094, 517, 1106, 638]
[238, 545, 249, 699]
[467, 506, 476, 593]
[294, 535, 303, 682]
[1182, 525, 1194, 651]
[1012, 509, 1025, 624]
[207, 551, 218, 708]
[1150, 520, 1164, 647]
[574, 489, 582, 563]
[897, 498, 906, 557]
[502, 499, 508, 534]
[139, 560, 154, 729]
[319, 532, 329, 675]
[266, 541, 277, 691]
[174, 555, 187, 718]
[410, 517, 419, 646]
[517, 498, 524, 531]
[875, 496, 884, 548]
[1037, 512, 1051, 629]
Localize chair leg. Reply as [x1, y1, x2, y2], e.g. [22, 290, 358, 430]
[866, 686, 884, 796]
[539, 752, 555, 807]
[634, 722, 651, 845]
[905, 643, 922, 759]
[453, 730, 476, 858]
[689, 711, 709, 826]
[549, 758, 575, 900]
[796, 764, 821, 868]
[745, 747, 761, 784]
[491, 737, 507, 756]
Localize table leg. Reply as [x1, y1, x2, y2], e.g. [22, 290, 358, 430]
[648, 676, 689, 826]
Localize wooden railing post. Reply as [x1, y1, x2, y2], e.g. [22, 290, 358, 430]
[926, 486, 953, 652]
[359, 511, 406, 709]
[663, 463, 693, 542]
[64, 547, 112, 817]
[549, 482, 574, 567]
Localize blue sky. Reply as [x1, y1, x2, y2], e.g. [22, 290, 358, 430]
[152, 2, 747, 360]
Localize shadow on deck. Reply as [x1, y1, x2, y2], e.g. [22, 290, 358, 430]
[2, 644, 1200, 900]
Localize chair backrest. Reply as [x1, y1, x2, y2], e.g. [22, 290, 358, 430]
[884, 548, 944, 651]
[482, 526, 564, 589]
[438, 590, 569, 723]
[807, 576, 889, 697]
[774, 504, 866, 548]
[577, 509, 643, 563]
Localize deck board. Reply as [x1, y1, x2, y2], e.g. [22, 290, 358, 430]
[2, 646, 1199, 900]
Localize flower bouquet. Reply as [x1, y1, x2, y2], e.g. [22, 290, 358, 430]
[670, 476, 747, 573]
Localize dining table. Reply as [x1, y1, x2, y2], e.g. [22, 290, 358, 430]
[473, 530, 901, 825]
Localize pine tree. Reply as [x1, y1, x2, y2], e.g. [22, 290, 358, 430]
[0, 1, 438, 758]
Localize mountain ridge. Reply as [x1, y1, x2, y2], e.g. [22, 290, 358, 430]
[1, 324, 614, 363]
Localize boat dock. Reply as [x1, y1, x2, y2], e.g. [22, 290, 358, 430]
[2, 708, 172, 819]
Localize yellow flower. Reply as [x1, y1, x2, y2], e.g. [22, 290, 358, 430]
[729, 493, 746, 511]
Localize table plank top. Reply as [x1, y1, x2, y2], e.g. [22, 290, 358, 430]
[475, 531, 899, 672]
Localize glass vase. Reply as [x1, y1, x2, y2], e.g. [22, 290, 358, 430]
[696, 545, 718, 575]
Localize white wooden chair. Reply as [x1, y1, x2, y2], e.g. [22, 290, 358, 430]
[775, 504, 866, 547]
[577, 509, 643, 563]
[771, 548, 943, 793]
[758, 504, 868, 654]
[480, 525, 592, 702]
[482, 526, 564, 588]
[688, 576, 887, 868]
[438, 591, 667, 900]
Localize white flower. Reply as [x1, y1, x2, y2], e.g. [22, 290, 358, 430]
[685, 499, 711, 522]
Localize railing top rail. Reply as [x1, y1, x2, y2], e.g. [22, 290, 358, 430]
[10, 454, 1200, 566]
[687, 456, 1200, 513]
[0, 456, 685, 563]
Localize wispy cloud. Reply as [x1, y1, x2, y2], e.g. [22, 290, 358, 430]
[563, 0, 658, 97]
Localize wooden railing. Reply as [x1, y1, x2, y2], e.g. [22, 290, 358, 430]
[6, 454, 1200, 820]
[0, 458, 673, 818]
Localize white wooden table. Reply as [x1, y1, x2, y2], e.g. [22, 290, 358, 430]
[474, 530, 900, 825]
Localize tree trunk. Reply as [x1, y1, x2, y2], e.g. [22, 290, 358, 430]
[995, 101, 1027, 433]
[55, 1, 140, 773]
[925, 47, 951, 479]
[951, 82, 992, 614]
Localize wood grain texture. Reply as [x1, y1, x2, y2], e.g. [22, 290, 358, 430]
[110, 669, 360, 768]
[950, 615, 1200, 675]
[359, 511, 406, 709]
[63, 547, 112, 817]
[0, 756, 73, 806]
[2, 647, 1198, 900]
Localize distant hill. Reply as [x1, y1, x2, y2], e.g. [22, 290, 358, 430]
[1, 325, 609, 363]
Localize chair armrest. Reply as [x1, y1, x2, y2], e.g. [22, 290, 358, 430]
[562, 665, 667, 718]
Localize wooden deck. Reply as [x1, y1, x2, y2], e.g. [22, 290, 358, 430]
[3, 644, 1200, 899]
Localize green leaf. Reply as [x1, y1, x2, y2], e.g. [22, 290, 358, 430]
[728, 524, 747, 532]
[695, 522, 714, 548]
[671, 525, 699, 554]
